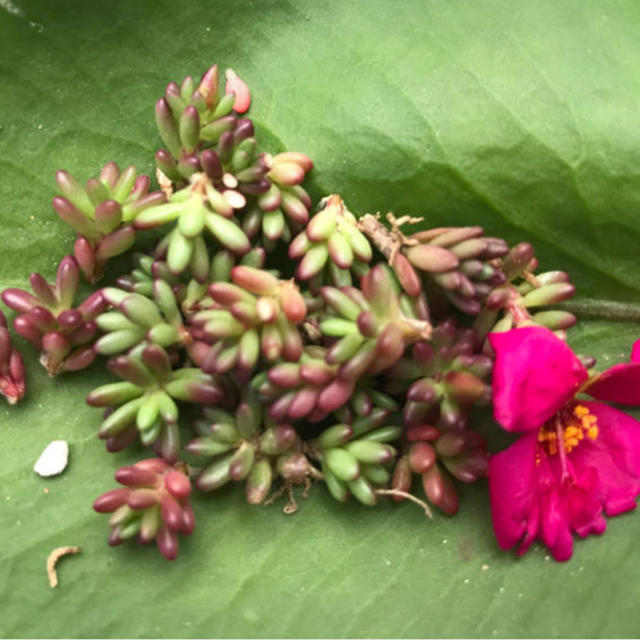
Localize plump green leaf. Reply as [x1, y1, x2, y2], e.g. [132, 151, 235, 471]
[1, 0, 640, 637]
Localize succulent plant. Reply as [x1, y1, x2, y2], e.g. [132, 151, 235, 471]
[6, 60, 609, 566]
[289, 194, 372, 291]
[188, 266, 307, 379]
[317, 265, 432, 400]
[154, 65, 271, 192]
[310, 410, 402, 506]
[242, 152, 314, 248]
[95, 281, 188, 357]
[188, 393, 300, 505]
[385, 320, 492, 429]
[93, 458, 195, 560]
[86, 344, 226, 461]
[392, 425, 488, 515]
[473, 242, 577, 342]
[1, 256, 106, 375]
[134, 172, 251, 278]
[0, 310, 26, 404]
[53, 163, 165, 283]
[358, 214, 509, 313]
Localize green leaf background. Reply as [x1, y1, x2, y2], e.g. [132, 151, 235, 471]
[2, 0, 640, 637]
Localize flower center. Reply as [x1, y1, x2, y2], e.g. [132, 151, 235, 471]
[537, 404, 599, 457]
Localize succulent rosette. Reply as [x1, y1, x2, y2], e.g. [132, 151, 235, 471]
[134, 172, 251, 278]
[188, 394, 301, 504]
[1, 256, 106, 375]
[53, 163, 165, 283]
[93, 458, 195, 560]
[317, 265, 432, 405]
[289, 194, 372, 290]
[95, 282, 188, 356]
[243, 152, 314, 248]
[154, 65, 267, 188]
[86, 343, 226, 462]
[386, 320, 492, 430]
[311, 412, 401, 506]
[473, 241, 577, 341]
[188, 266, 307, 379]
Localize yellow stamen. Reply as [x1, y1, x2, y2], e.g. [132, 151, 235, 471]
[574, 405, 589, 418]
[538, 404, 598, 456]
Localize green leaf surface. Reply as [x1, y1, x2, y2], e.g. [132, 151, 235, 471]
[1, 0, 640, 637]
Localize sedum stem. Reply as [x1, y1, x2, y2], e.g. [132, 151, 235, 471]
[558, 299, 640, 323]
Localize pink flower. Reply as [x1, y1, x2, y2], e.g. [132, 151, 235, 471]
[488, 326, 640, 561]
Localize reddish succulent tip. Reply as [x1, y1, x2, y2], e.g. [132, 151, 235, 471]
[164, 470, 191, 499]
[93, 488, 131, 513]
[225, 68, 250, 113]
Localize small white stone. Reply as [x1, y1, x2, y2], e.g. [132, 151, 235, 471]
[34, 440, 69, 477]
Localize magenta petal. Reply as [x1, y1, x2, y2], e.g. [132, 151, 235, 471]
[540, 488, 573, 562]
[489, 327, 587, 432]
[587, 402, 640, 478]
[584, 362, 640, 406]
[488, 433, 538, 551]
[632, 339, 640, 363]
[570, 402, 640, 517]
[565, 466, 606, 539]
[517, 501, 540, 557]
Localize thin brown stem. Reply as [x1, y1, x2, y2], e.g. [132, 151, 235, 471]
[375, 488, 433, 518]
[523, 270, 541, 288]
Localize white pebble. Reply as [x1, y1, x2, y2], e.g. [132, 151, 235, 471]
[34, 440, 69, 477]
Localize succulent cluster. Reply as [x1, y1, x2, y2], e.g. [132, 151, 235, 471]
[93, 458, 194, 560]
[472, 242, 576, 343]
[154, 66, 257, 187]
[311, 410, 401, 506]
[188, 395, 306, 506]
[0, 310, 25, 404]
[189, 265, 307, 379]
[86, 343, 226, 462]
[290, 194, 372, 290]
[386, 319, 492, 430]
[2, 256, 105, 375]
[392, 424, 488, 515]
[53, 163, 166, 283]
[1, 63, 586, 562]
